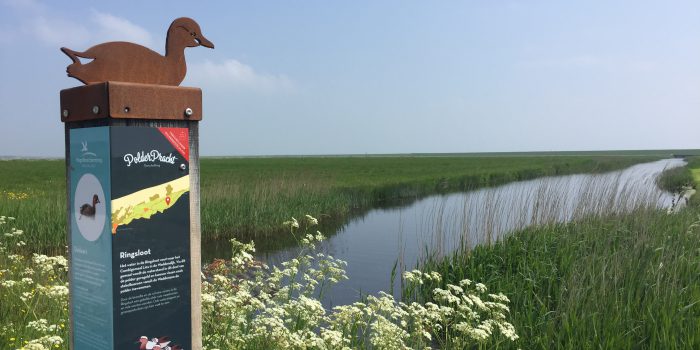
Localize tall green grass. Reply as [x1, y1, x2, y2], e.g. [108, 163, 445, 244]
[0, 160, 67, 254]
[415, 203, 700, 348]
[0, 155, 658, 253]
[657, 166, 694, 193]
[686, 156, 700, 190]
[201, 156, 658, 250]
[409, 162, 700, 347]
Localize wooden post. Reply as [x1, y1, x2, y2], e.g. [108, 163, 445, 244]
[61, 82, 203, 349]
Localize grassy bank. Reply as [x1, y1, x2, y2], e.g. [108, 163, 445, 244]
[687, 157, 700, 190]
[657, 163, 695, 193]
[415, 202, 700, 348]
[0, 154, 661, 253]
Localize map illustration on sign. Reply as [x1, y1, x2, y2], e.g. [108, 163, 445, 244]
[111, 175, 189, 233]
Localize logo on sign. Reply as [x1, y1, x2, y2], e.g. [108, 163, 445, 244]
[76, 141, 102, 165]
[123, 150, 178, 167]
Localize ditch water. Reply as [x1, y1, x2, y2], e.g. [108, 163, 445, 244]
[207, 158, 687, 307]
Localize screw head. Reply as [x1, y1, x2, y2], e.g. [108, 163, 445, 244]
[92, 106, 100, 115]
[179, 163, 187, 171]
[184, 108, 193, 117]
[62, 109, 69, 118]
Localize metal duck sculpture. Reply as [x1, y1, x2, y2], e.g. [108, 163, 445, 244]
[61, 17, 214, 86]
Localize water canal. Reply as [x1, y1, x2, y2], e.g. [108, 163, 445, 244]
[205, 158, 687, 307]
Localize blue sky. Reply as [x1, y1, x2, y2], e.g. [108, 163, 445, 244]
[1, 0, 698, 156]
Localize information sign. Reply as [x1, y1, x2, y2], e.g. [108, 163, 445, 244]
[69, 126, 192, 349]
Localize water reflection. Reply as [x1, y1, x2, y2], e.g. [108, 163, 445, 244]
[232, 159, 687, 306]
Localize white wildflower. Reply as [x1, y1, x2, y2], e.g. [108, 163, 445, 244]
[1, 280, 16, 287]
[305, 214, 319, 226]
[489, 293, 510, 303]
[46, 285, 69, 297]
[283, 217, 300, 229]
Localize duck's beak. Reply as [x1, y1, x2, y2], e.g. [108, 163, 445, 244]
[196, 35, 215, 49]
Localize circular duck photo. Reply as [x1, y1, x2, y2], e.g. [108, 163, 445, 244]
[74, 173, 106, 241]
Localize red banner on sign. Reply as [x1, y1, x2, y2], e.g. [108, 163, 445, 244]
[157, 128, 189, 162]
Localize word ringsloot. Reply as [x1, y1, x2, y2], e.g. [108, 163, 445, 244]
[119, 248, 152, 259]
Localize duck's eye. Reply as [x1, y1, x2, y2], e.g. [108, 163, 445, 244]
[191, 32, 196, 36]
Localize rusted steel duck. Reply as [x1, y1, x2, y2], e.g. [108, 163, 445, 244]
[60, 17, 214, 86]
[79, 194, 100, 219]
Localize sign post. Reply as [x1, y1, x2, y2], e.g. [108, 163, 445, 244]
[60, 18, 213, 350]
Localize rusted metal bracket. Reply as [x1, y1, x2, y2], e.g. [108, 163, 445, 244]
[60, 82, 203, 122]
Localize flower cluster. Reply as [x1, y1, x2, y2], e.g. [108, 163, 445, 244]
[1, 191, 30, 201]
[201, 215, 518, 349]
[318, 275, 518, 349]
[202, 216, 349, 349]
[0, 217, 69, 350]
[2, 214, 518, 349]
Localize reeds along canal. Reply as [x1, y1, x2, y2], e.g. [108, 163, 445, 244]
[204, 158, 688, 307]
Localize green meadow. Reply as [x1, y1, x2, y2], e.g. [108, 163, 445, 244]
[0, 152, 664, 253]
[1, 151, 699, 349]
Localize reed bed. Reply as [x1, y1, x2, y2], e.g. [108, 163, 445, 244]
[412, 163, 700, 348]
[0, 153, 654, 254]
[409, 160, 685, 262]
[0, 155, 658, 254]
[657, 167, 693, 193]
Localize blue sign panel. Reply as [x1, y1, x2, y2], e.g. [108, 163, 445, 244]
[69, 127, 114, 349]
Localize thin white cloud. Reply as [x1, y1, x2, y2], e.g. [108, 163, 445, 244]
[3, 0, 45, 12]
[90, 10, 153, 47]
[522, 54, 604, 69]
[565, 54, 602, 67]
[626, 60, 656, 73]
[187, 59, 295, 93]
[30, 16, 91, 47]
[520, 54, 657, 73]
[3, 0, 153, 49]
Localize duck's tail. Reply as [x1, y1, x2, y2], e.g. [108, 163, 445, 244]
[60, 47, 83, 65]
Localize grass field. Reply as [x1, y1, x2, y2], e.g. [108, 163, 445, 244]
[1, 152, 699, 349]
[689, 157, 700, 184]
[693, 169, 700, 184]
[0, 153, 663, 253]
